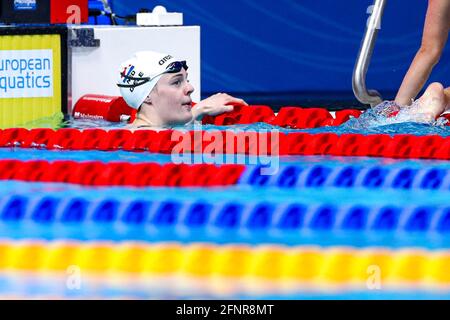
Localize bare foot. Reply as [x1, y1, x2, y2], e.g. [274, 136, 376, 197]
[417, 82, 446, 119]
[444, 87, 450, 111]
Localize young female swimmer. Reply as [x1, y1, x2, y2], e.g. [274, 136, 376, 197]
[117, 51, 248, 128]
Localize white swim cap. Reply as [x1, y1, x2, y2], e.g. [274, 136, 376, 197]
[117, 51, 185, 109]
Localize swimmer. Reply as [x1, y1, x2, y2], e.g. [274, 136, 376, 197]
[117, 51, 247, 128]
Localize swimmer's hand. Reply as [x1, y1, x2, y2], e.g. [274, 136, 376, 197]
[192, 93, 248, 120]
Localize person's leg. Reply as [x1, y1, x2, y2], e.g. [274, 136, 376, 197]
[395, 0, 450, 106]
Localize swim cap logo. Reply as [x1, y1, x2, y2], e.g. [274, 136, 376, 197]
[120, 64, 145, 92]
[158, 55, 173, 66]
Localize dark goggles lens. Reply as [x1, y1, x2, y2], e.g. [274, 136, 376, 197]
[166, 60, 188, 73]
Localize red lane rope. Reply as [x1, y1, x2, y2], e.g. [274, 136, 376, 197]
[0, 160, 246, 187]
[72, 98, 363, 128]
[201, 106, 362, 127]
[2, 127, 450, 160]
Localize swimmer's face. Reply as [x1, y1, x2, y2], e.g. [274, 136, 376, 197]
[148, 68, 194, 125]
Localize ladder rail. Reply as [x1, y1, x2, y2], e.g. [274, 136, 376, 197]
[352, 0, 387, 107]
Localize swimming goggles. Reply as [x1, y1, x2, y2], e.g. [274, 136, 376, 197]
[117, 61, 188, 89]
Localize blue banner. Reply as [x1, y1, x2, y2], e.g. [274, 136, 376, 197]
[108, 0, 449, 101]
[14, 0, 37, 11]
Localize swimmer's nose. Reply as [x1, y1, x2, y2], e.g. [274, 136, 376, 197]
[185, 82, 194, 96]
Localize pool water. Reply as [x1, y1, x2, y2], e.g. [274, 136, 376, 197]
[31, 102, 450, 137]
[62, 117, 450, 136]
[1, 112, 450, 299]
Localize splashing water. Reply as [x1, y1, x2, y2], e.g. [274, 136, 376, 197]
[7, 99, 450, 137]
[342, 100, 448, 130]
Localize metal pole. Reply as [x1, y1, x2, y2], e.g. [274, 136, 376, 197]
[100, 0, 117, 25]
[352, 0, 387, 107]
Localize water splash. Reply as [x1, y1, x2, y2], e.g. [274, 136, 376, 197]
[62, 110, 450, 136]
[11, 101, 450, 137]
[342, 100, 448, 131]
[342, 100, 448, 130]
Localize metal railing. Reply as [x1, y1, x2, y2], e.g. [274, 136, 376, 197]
[352, 0, 387, 107]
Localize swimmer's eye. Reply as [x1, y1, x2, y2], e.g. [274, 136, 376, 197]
[172, 80, 182, 86]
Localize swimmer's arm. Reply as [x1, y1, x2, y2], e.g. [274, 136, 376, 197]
[395, 0, 450, 106]
[191, 93, 248, 120]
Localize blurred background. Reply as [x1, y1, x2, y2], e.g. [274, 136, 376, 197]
[91, 0, 450, 108]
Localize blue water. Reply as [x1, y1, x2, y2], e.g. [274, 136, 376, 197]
[1, 180, 449, 208]
[1, 123, 450, 250]
[1, 180, 450, 250]
[3, 112, 450, 299]
[20, 98, 450, 135]
[66, 119, 450, 136]
[2, 148, 450, 168]
[0, 273, 448, 299]
[62, 101, 450, 136]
